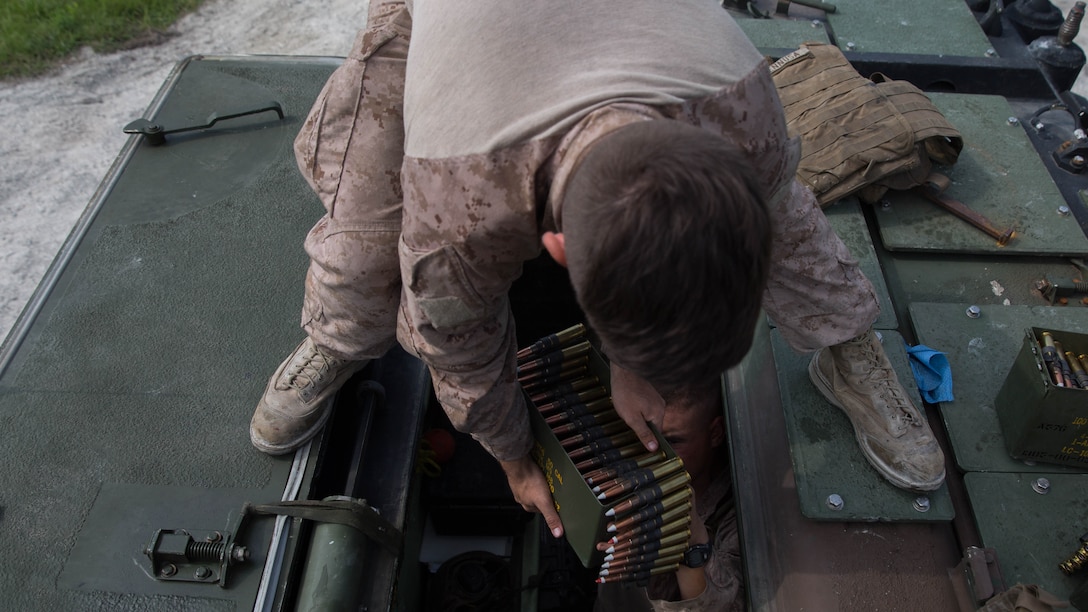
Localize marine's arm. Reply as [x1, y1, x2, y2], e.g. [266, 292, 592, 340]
[397, 270, 563, 537]
[397, 154, 564, 538]
[674, 500, 710, 601]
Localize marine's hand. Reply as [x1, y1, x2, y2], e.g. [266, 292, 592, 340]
[499, 454, 565, 538]
[610, 362, 665, 452]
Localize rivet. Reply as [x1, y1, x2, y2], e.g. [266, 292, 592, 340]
[985, 48, 997, 57]
[1076, 129, 1088, 141]
[1073, 156, 1085, 168]
[812, 19, 821, 27]
[826, 493, 844, 510]
[1032, 477, 1051, 494]
[966, 305, 982, 318]
[1007, 117, 1020, 126]
[913, 496, 931, 512]
[1059, 205, 1071, 216]
[195, 566, 211, 579]
[1036, 121, 1046, 130]
[881, 199, 892, 209]
[846, 42, 857, 51]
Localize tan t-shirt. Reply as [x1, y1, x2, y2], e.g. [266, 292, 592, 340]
[402, 1, 764, 158]
[391, 1, 794, 461]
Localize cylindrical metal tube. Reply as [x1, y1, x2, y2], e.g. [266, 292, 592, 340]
[294, 496, 370, 612]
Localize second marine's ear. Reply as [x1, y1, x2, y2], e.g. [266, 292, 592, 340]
[541, 231, 567, 268]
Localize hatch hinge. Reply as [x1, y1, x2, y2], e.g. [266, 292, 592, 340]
[144, 527, 250, 587]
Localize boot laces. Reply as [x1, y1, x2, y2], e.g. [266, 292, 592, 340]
[851, 338, 917, 426]
[285, 344, 339, 391]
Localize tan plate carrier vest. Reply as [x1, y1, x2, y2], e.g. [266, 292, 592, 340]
[770, 42, 964, 207]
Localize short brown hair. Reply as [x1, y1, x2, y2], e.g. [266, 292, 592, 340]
[562, 120, 772, 395]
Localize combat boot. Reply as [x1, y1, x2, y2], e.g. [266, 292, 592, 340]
[250, 337, 368, 455]
[808, 329, 946, 491]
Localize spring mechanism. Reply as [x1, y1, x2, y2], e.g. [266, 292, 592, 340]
[187, 540, 226, 563]
[1060, 535, 1088, 575]
[180, 536, 248, 565]
[144, 528, 250, 575]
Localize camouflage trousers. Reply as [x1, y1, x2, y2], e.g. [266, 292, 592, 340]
[294, 0, 879, 368]
[293, 1, 410, 362]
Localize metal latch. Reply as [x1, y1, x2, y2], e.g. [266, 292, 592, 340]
[247, 497, 403, 556]
[123, 101, 285, 145]
[1035, 276, 1088, 305]
[143, 496, 400, 588]
[949, 546, 1006, 609]
[144, 528, 250, 587]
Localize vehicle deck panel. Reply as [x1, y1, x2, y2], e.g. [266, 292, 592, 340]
[58, 483, 279, 602]
[0, 56, 340, 610]
[735, 16, 833, 50]
[910, 301, 1088, 473]
[770, 327, 955, 521]
[965, 471, 1088, 600]
[826, 0, 994, 57]
[733, 0, 992, 58]
[875, 93, 1088, 256]
[726, 322, 964, 612]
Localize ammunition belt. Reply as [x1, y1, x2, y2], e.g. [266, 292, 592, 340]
[518, 324, 693, 585]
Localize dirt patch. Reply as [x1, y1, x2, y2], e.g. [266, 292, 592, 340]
[114, 29, 181, 52]
[0, 0, 369, 343]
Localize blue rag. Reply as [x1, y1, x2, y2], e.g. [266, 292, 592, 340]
[905, 344, 954, 403]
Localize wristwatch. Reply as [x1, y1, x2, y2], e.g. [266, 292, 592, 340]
[681, 542, 712, 568]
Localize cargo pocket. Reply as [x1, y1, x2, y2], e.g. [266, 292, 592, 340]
[399, 238, 489, 332]
[293, 19, 406, 212]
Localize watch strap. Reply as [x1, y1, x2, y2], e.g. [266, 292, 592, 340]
[681, 542, 712, 568]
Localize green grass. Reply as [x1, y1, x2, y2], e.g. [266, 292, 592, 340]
[0, 0, 203, 80]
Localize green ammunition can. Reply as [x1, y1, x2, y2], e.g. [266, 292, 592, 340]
[994, 327, 1088, 469]
[526, 343, 689, 568]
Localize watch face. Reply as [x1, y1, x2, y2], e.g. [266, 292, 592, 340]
[683, 543, 712, 568]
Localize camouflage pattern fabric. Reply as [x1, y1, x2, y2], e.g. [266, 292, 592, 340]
[977, 584, 1070, 612]
[294, 0, 410, 363]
